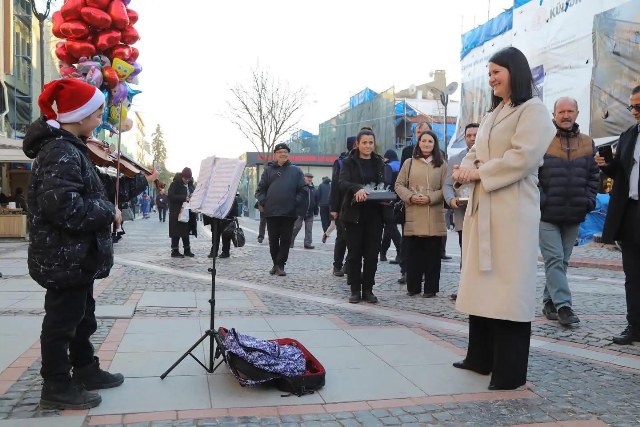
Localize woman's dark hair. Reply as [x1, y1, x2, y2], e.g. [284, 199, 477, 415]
[488, 46, 534, 111]
[356, 127, 375, 143]
[413, 131, 444, 167]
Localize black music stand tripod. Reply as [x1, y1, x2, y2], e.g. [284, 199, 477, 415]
[161, 219, 226, 379]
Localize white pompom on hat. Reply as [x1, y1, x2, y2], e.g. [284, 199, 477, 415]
[38, 79, 105, 128]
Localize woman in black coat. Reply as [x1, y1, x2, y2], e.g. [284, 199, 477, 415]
[168, 167, 195, 257]
[339, 127, 390, 304]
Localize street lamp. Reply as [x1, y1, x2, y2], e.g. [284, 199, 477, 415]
[30, 0, 55, 91]
[427, 82, 458, 152]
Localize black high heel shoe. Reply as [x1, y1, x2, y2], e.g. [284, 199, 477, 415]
[452, 361, 491, 375]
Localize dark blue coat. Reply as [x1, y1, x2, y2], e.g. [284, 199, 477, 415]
[23, 117, 147, 289]
[255, 160, 306, 218]
[538, 125, 599, 224]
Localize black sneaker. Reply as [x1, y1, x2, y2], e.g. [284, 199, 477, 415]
[348, 293, 360, 303]
[379, 254, 388, 262]
[542, 301, 558, 320]
[389, 257, 401, 265]
[257, 237, 264, 243]
[275, 266, 286, 276]
[557, 306, 580, 326]
[612, 325, 640, 345]
[171, 250, 184, 258]
[441, 254, 452, 260]
[269, 265, 277, 275]
[397, 273, 406, 284]
[40, 381, 102, 410]
[72, 357, 124, 390]
[183, 250, 195, 257]
[362, 292, 378, 304]
[333, 267, 344, 277]
[218, 252, 230, 258]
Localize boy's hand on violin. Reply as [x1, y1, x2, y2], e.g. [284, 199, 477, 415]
[146, 168, 160, 183]
[114, 207, 123, 228]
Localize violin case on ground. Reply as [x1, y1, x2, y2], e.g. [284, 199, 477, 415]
[217, 327, 326, 396]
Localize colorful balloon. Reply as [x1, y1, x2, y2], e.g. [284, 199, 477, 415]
[108, 103, 128, 125]
[76, 57, 100, 74]
[66, 39, 96, 59]
[128, 47, 139, 62]
[111, 82, 128, 105]
[60, 0, 85, 21]
[120, 26, 140, 45]
[52, 11, 65, 38]
[94, 29, 121, 51]
[59, 64, 81, 78]
[60, 20, 90, 39]
[94, 55, 111, 68]
[85, 66, 104, 87]
[120, 117, 134, 132]
[122, 0, 132, 5]
[126, 8, 138, 25]
[112, 58, 134, 80]
[128, 61, 142, 79]
[86, 0, 110, 9]
[55, 42, 78, 65]
[102, 66, 119, 89]
[108, 0, 130, 30]
[125, 83, 141, 104]
[80, 7, 112, 29]
[110, 44, 132, 61]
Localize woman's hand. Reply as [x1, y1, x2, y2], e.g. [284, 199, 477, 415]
[146, 168, 160, 184]
[354, 189, 368, 203]
[410, 194, 429, 205]
[452, 165, 480, 184]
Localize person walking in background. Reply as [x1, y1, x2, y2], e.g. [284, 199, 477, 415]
[12, 187, 27, 210]
[291, 172, 319, 249]
[255, 143, 306, 276]
[204, 193, 240, 259]
[256, 161, 272, 244]
[141, 193, 151, 219]
[596, 85, 640, 345]
[340, 128, 390, 304]
[380, 149, 402, 262]
[444, 122, 479, 300]
[168, 168, 195, 258]
[329, 136, 356, 277]
[395, 130, 448, 297]
[317, 176, 332, 233]
[156, 188, 168, 222]
[23, 78, 155, 409]
[452, 46, 555, 390]
[538, 97, 599, 326]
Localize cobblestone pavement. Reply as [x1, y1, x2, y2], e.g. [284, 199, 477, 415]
[0, 216, 638, 426]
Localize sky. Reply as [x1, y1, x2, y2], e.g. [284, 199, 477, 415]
[46, 0, 513, 176]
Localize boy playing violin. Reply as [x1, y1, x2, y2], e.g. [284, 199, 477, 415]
[22, 79, 158, 409]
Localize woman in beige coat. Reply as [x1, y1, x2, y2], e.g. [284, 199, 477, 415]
[451, 47, 556, 390]
[395, 130, 448, 297]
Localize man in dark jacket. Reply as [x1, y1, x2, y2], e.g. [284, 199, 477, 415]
[23, 79, 154, 409]
[255, 143, 306, 276]
[538, 98, 599, 326]
[329, 136, 356, 276]
[380, 149, 402, 262]
[168, 168, 195, 257]
[596, 85, 640, 344]
[155, 188, 168, 222]
[317, 176, 332, 232]
[291, 173, 319, 249]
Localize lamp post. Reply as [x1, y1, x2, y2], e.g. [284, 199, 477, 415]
[30, 0, 54, 91]
[427, 82, 458, 152]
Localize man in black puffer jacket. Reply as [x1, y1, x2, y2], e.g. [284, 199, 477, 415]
[538, 97, 599, 326]
[23, 79, 154, 410]
[255, 143, 306, 276]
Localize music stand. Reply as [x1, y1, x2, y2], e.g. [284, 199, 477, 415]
[161, 156, 245, 379]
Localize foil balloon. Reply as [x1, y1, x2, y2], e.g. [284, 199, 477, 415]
[86, 0, 110, 9]
[122, 0, 131, 5]
[120, 117, 134, 132]
[60, 20, 90, 39]
[52, 11, 65, 38]
[110, 44, 132, 61]
[59, 65, 81, 78]
[101, 88, 111, 121]
[108, 103, 128, 125]
[120, 26, 140, 45]
[55, 42, 78, 65]
[93, 55, 111, 68]
[111, 82, 128, 105]
[112, 58, 134, 81]
[126, 9, 138, 25]
[76, 57, 100, 74]
[108, 0, 130, 30]
[128, 47, 139, 62]
[94, 29, 121, 52]
[125, 83, 141, 103]
[65, 40, 96, 59]
[60, 0, 85, 21]
[102, 66, 119, 89]
[128, 61, 142, 79]
[85, 66, 104, 87]
[80, 7, 112, 29]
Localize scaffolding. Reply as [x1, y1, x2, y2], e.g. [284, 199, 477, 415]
[10, 0, 33, 138]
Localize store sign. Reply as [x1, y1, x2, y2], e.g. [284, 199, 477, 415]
[244, 152, 337, 166]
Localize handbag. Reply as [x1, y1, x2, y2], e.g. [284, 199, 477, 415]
[121, 207, 134, 222]
[178, 202, 190, 223]
[223, 219, 246, 248]
[393, 159, 413, 224]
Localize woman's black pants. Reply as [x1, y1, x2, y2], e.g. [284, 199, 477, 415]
[344, 210, 383, 295]
[405, 236, 441, 294]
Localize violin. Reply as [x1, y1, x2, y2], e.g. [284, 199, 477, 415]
[84, 138, 165, 190]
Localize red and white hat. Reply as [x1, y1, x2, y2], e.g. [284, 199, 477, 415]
[38, 79, 105, 128]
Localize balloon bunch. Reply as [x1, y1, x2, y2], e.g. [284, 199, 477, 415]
[52, 0, 142, 134]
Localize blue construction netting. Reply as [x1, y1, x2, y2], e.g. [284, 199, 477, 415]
[514, 0, 532, 8]
[349, 88, 378, 109]
[460, 8, 513, 59]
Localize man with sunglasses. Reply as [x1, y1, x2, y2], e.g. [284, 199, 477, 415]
[596, 86, 640, 345]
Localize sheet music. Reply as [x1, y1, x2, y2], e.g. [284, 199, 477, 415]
[191, 156, 246, 219]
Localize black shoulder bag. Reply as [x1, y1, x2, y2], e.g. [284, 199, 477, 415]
[393, 159, 412, 224]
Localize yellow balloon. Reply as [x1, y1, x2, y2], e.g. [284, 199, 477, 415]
[108, 104, 128, 126]
[112, 58, 134, 81]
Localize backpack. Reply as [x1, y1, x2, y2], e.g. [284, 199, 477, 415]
[219, 327, 326, 396]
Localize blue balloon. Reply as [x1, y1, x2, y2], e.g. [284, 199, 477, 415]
[126, 83, 142, 104]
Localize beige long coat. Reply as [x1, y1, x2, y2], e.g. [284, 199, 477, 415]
[395, 158, 448, 237]
[455, 97, 555, 322]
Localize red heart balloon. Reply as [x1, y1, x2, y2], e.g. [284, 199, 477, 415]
[80, 7, 112, 29]
[108, 0, 129, 30]
[60, 20, 90, 39]
[126, 9, 138, 25]
[66, 39, 96, 59]
[52, 11, 65, 38]
[102, 66, 119, 89]
[110, 44, 132, 61]
[120, 26, 139, 45]
[55, 42, 78, 65]
[94, 29, 121, 52]
[60, 0, 86, 21]
[128, 46, 139, 62]
[86, 0, 110, 9]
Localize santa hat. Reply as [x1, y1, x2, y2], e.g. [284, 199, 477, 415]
[38, 79, 105, 128]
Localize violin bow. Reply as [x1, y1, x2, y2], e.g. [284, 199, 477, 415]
[114, 102, 124, 233]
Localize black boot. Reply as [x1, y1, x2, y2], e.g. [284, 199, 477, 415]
[72, 357, 124, 390]
[171, 249, 184, 258]
[183, 248, 195, 257]
[40, 380, 102, 410]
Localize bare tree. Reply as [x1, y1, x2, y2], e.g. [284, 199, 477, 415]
[227, 66, 306, 154]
